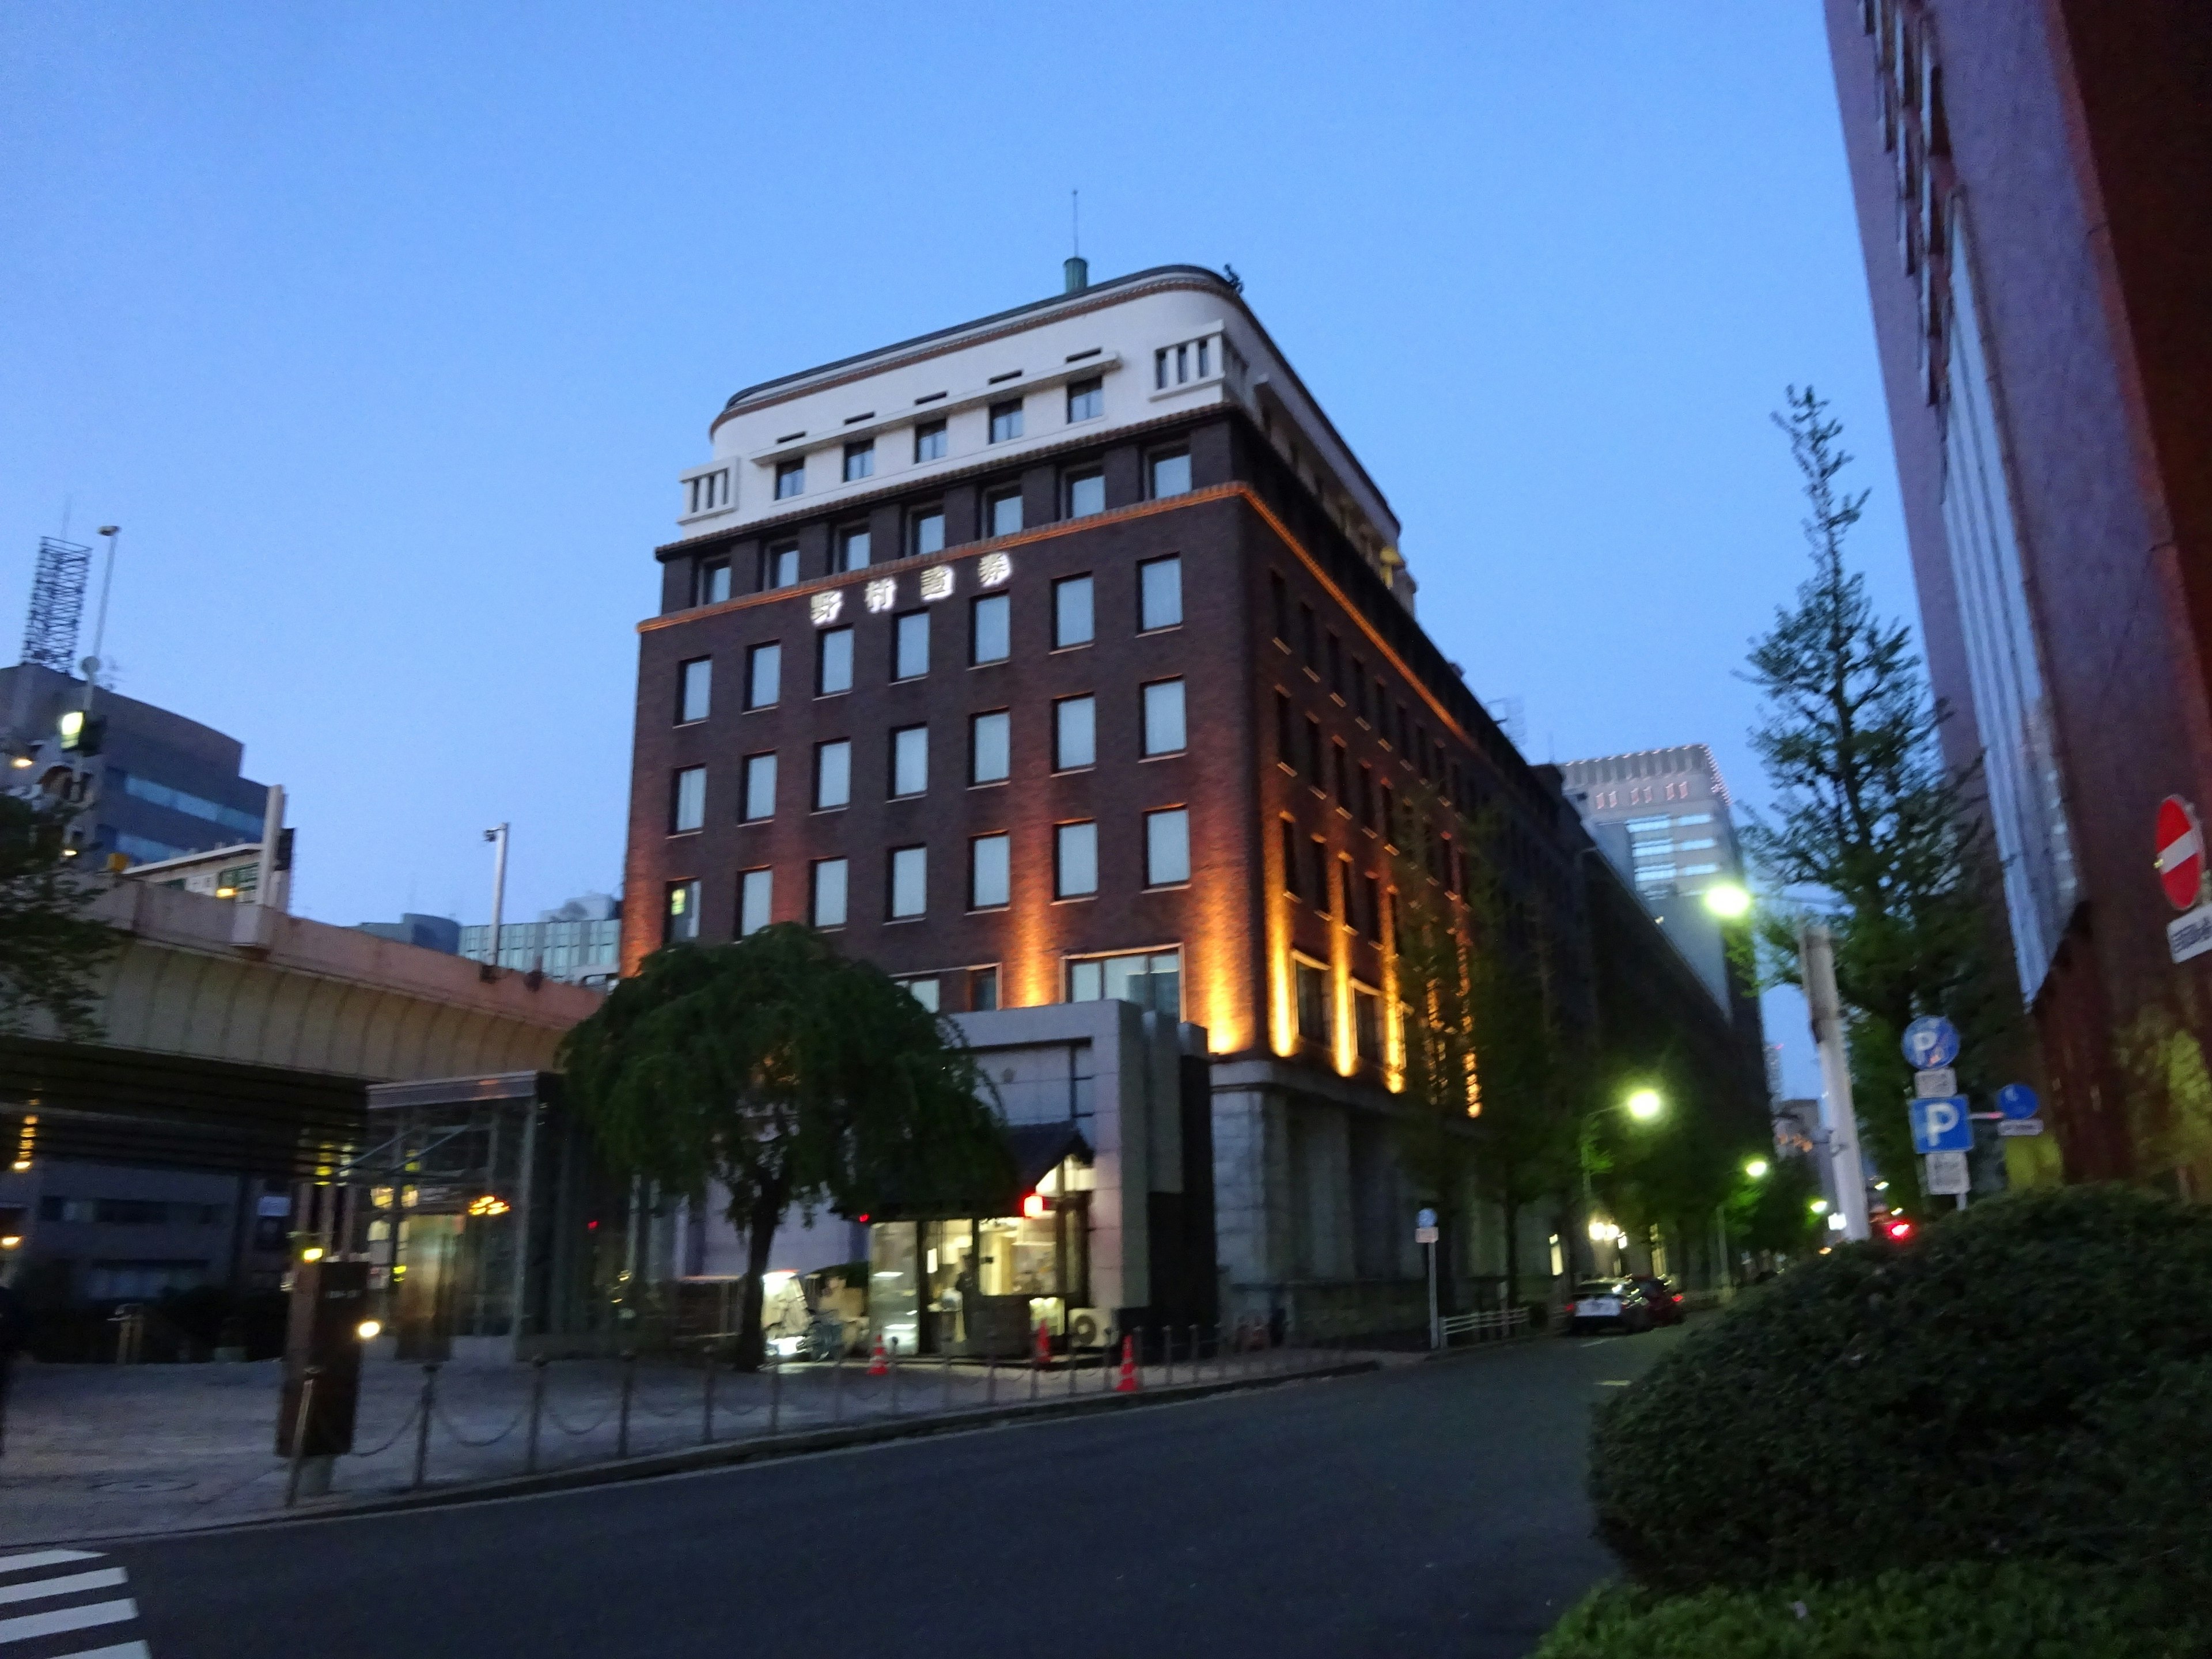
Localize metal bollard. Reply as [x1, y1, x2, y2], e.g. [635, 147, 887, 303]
[616, 1350, 636, 1458]
[701, 1346, 717, 1446]
[412, 1363, 437, 1490]
[528, 1354, 548, 1472]
[768, 1355, 782, 1435]
[283, 1368, 321, 1509]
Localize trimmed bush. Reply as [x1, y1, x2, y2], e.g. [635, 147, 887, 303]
[1534, 1563, 2205, 1659]
[1590, 1184, 2212, 1592]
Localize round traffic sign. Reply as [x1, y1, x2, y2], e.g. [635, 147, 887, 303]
[2157, 796, 2203, 911]
[1996, 1082, 2040, 1120]
[1901, 1015, 1960, 1069]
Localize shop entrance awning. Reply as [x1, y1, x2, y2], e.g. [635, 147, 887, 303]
[865, 1119, 1090, 1222]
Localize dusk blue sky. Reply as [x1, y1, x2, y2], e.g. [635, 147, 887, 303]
[1, 5, 1919, 1097]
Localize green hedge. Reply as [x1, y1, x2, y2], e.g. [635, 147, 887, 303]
[1590, 1184, 2212, 1592]
[1534, 1563, 2205, 1659]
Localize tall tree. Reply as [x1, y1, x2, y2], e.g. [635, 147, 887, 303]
[0, 795, 117, 1039]
[559, 925, 1009, 1368]
[1740, 387, 2009, 1197]
[1392, 803, 1581, 1306]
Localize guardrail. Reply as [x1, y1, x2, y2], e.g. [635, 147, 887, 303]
[1438, 1306, 1531, 1346]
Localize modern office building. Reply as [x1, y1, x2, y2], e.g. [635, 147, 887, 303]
[459, 893, 622, 988]
[1558, 745, 1749, 1014]
[620, 262, 1764, 1334]
[1825, 2, 2212, 1188]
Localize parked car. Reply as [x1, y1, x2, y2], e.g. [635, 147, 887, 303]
[1631, 1275, 1686, 1325]
[1566, 1278, 1654, 1335]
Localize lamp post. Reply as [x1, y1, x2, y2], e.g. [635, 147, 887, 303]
[1580, 1086, 1665, 1277]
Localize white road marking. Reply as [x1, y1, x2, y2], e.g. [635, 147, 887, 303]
[0, 1551, 101, 1577]
[0, 1569, 127, 1607]
[51, 1646, 150, 1659]
[0, 1598, 138, 1645]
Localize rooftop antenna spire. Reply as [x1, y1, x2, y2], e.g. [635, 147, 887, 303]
[1063, 188, 1088, 295]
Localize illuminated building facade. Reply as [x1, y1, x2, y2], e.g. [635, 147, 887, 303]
[622, 263, 1670, 1330]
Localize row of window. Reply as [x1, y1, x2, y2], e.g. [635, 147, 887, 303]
[889, 945, 1183, 1020]
[676, 557, 1184, 722]
[767, 378, 1107, 510]
[664, 808, 1194, 938]
[672, 680, 1189, 831]
[1290, 957, 1388, 1064]
[694, 450, 1193, 606]
[39, 1196, 225, 1226]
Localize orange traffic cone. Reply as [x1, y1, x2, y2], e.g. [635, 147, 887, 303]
[1114, 1332, 1139, 1393]
[1033, 1317, 1052, 1368]
[868, 1335, 889, 1377]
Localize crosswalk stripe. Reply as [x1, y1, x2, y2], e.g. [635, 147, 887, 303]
[0, 1551, 101, 1578]
[0, 1569, 128, 1608]
[0, 1598, 137, 1645]
[49, 1646, 150, 1659]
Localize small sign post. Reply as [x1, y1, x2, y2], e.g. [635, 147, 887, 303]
[1903, 1019, 1971, 1209]
[2157, 797, 2212, 962]
[1925, 1150, 1971, 1196]
[1417, 1208, 1440, 1350]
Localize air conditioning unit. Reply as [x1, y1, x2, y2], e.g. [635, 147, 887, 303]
[1066, 1306, 1106, 1349]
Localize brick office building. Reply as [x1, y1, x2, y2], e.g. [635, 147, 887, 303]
[620, 262, 1758, 1331]
[1826, 2, 2212, 1190]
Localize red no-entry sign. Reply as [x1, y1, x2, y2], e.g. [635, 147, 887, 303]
[2157, 796, 2203, 911]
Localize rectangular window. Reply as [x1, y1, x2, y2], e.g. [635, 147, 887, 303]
[970, 710, 1011, 784]
[988, 399, 1024, 443]
[1353, 984, 1382, 1062]
[810, 858, 847, 929]
[898, 975, 940, 1012]
[696, 559, 732, 607]
[1380, 783, 1397, 849]
[1280, 819, 1302, 899]
[971, 593, 1010, 665]
[1358, 763, 1376, 831]
[1275, 691, 1296, 771]
[842, 441, 874, 483]
[813, 739, 851, 810]
[1141, 679, 1186, 756]
[1066, 948, 1181, 1016]
[835, 525, 872, 573]
[1331, 740, 1350, 808]
[1145, 807, 1191, 887]
[1066, 377, 1103, 422]
[969, 965, 1000, 1012]
[738, 868, 772, 937]
[1053, 574, 1094, 648]
[665, 878, 700, 943]
[774, 459, 805, 500]
[888, 846, 927, 919]
[1362, 873, 1381, 942]
[677, 658, 711, 724]
[760, 543, 799, 590]
[891, 725, 929, 798]
[1066, 469, 1104, 518]
[987, 488, 1023, 537]
[908, 507, 945, 558]
[1055, 821, 1098, 899]
[893, 611, 929, 680]
[1150, 450, 1192, 498]
[817, 626, 853, 695]
[740, 752, 777, 823]
[746, 642, 781, 709]
[1138, 555, 1182, 631]
[671, 766, 707, 834]
[914, 420, 948, 463]
[970, 832, 1010, 909]
[1304, 715, 1324, 786]
[1054, 695, 1096, 771]
[1294, 959, 1331, 1045]
[1310, 836, 1332, 914]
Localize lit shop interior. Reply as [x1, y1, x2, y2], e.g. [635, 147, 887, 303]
[866, 1123, 1093, 1358]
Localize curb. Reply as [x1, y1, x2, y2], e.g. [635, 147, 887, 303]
[78, 1358, 1382, 1541]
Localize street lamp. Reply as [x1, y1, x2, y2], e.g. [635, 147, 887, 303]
[1625, 1086, 1664, 1121]
[1703, 882, 1752, 920]
[1581, 1087, 1666, 1275]
[1744, 1157, 1770, 1179]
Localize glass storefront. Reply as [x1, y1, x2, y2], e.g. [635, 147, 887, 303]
[869, 1156, 1092, 1355]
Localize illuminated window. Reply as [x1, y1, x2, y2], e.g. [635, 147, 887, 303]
[1293, 958, 1331, 1045]
[665, 879, 700, 944]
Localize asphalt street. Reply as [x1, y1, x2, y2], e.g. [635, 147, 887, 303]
[105, 1327, 1682, 1659]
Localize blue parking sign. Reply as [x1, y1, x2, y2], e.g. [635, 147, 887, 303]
[1909, 1095, 1974, 1154]
[1996, 1082, 2040, 1120]
[1902, 1016, 1961, 1069]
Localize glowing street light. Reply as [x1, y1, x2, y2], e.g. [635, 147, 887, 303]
[1704, 883, 1752, 920]
[1744, 1158, 1770, 1179]
[1809, 1199, 1831, 1215]
[1624, 1087, 1664, 1121]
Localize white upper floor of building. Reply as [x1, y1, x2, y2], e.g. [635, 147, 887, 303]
[670, 262, 1413, 606]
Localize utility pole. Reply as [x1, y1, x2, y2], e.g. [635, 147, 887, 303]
[84, 527, 120, 718]
[1799, 922, 1870, 1241]
[483, 824, 510, 975]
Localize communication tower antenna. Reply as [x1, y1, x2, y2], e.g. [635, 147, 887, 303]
[21, 536, 91, 675]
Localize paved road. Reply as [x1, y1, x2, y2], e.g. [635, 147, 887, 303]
[107, 1328, 1680, 1659]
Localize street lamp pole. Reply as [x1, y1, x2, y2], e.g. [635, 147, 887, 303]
[1799, 922, 1871, 1242]
[483, 824, 510, 975]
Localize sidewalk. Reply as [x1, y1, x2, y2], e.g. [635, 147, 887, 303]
[1, 1342, 1399, 1545]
